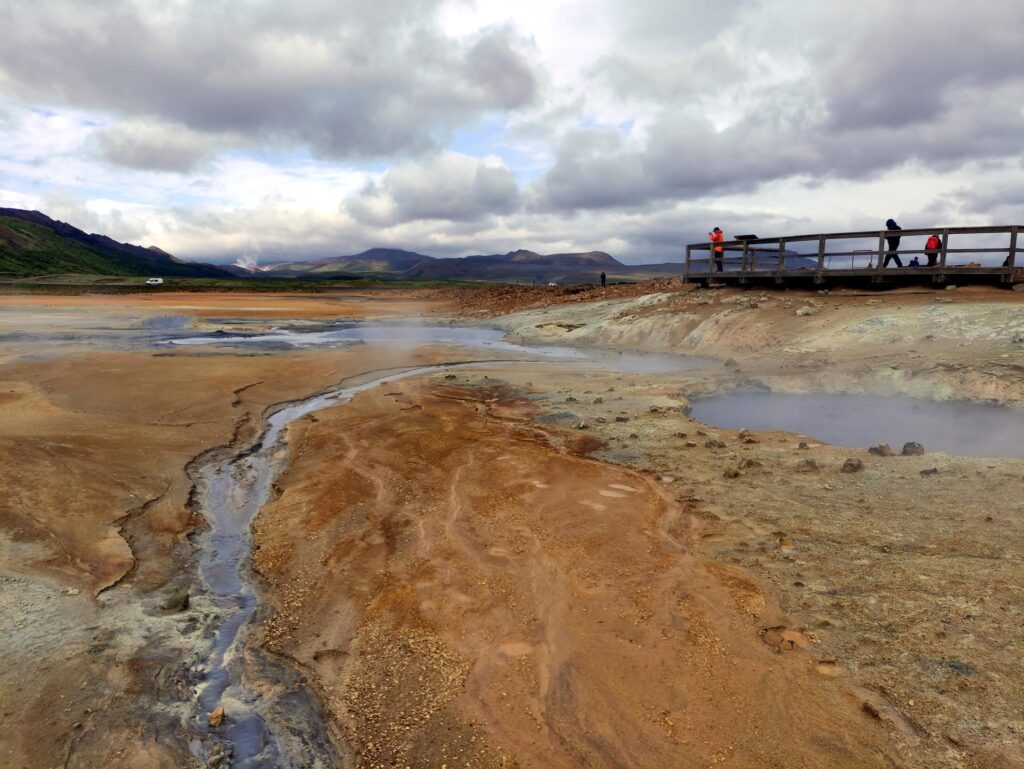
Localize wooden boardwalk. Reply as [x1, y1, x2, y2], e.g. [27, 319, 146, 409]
[685, 225, 1023, 287]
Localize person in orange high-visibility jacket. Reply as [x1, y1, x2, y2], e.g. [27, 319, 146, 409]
[709, 227, 724, 272]
[925, 233, 941, 267]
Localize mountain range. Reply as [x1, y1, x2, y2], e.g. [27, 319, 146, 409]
[0, 208, 231, 278]
[242, 247, 699, 284]
[1, 208, 810, 284]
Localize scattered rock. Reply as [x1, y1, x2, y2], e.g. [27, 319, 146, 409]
[161, 591, 190, 612]
[862, 702, 882, 719]
[920, 467, 939, 476]
[649, 406, 662, 413]
[759, 625, 810, 652]
[629, 433, 639, 439]
[945, 284, 958, 291]
[841, 458, 863, 473]
[208, 705, 226, 727]
[737, 428, 751, 439]
[901, 441, 926, 456]
[684, 441, 697, 448]
[696, 430, 707, 436]
[798, 442, 809, 450]
[947, 660, 974, 677]
[593, 397, 603, 404]
[723, 358, 740, 369]
[704, 440, 726, 449]
[795, 458, 819, 473]
[614, 416, 630, 423]
[595, 417, 606, 424]
[796, 306, 817, 316]
[723, 467, 740, 478]
[443, 374, 457, 380]
[64, 587, 80, 596]
[739, 458, 761, 469]
[673, 431, 688, 438]
[573, 421, 588, 430]
[868, 444, 893, 457]
[565, 396, 577, 402]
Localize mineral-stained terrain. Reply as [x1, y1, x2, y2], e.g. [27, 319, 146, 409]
[1, 284, 1021, 769]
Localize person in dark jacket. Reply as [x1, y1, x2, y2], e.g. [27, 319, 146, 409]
[883, 218, 903, 267]
[600, 271, 607, 288]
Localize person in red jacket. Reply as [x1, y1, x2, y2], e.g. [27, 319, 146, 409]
[709, 227, 724, 272]
[925, 233, 941, 267]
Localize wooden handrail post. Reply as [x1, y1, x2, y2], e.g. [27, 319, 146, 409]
[777, 239, 786, 278]
[817, 235, 826, 281]
[684, 245, 692, 281]
[877, 231, 886, 274]
[939, 228, 949, 279]
[1008, 226, 1018, 269]
[741, 240, 750, 274]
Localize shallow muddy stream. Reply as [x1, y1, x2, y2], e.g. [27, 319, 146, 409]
[190, 361, 514, 766]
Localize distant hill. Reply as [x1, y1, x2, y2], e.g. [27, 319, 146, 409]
[399, 249, 623, 283]
[255, 248, 635, 284]
[0, 208, 231, 278]
[256, 248, 436, 277]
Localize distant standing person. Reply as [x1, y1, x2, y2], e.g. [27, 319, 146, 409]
[709, 227, 725, 272]
[883, 218, 903, 267]
[924, 232, 941, 267]
[600, 271, 607, 288]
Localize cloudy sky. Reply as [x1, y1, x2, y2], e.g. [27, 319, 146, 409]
[1, 0, 1022, 266]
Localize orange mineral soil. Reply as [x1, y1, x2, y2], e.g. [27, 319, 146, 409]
[252, 379, 898, 768]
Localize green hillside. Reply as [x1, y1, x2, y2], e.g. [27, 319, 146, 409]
[1, 216, 144, 275]
[0, 209, 229, 277]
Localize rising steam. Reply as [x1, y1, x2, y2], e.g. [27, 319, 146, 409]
[234, 253, 262, 272]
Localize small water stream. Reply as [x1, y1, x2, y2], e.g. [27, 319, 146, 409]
[190, 362, 508, 765]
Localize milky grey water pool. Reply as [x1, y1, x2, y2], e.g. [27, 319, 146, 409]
[167, 323, 711, 374]
[689, 392, 1024, 458]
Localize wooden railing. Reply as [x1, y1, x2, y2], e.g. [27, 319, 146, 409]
[684, 225, 1022, 282]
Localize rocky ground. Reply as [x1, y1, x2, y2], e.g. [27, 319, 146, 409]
[1, 284, 1021, 768]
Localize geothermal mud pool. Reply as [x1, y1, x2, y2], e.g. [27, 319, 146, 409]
[690, 391, 1024, 458]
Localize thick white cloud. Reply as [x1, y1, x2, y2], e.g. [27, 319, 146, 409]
[90, 119, 227, 173]
[349, 151, 519, 225]
[0, 0, 539, 162]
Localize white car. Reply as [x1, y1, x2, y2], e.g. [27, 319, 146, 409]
[145, 277, 164, 286]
